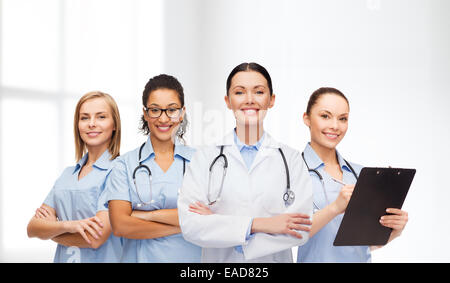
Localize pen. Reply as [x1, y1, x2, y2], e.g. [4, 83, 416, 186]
[331, 177, 347, 186]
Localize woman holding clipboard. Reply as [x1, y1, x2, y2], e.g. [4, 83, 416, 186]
[296, 87, 409, 263]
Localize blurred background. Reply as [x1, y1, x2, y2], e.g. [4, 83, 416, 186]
[1, 0, 449, 262]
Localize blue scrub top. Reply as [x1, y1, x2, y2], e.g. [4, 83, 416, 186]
[233, 130, 265, 170]
[297, 143, 371, 263]
[103, 137, 202, 263]
[43, 150, 123, 263]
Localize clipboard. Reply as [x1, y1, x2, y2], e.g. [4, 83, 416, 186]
[333, 167, 415, 246]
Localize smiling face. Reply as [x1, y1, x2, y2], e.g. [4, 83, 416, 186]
[303, 93, 349, 151]
[225, 70, 275, 127]
[78, 97, 115, 152]
[143, 88, 184, 144]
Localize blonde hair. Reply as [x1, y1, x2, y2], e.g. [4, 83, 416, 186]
[74, 91, 121, 162]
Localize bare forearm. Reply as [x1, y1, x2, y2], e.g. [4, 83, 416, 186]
[52, 230, 111, 249]
[250, 217, 269, 234]
[27, 218, 69, 240]
[132, 209, 180, 226]
[310, 203, 340, 237]
[112, 215, 181, 239]
[51, 211, 111, 249]
[110, 200, 180, 239]
[52, 233, 92, 249]
[250, 213, 312, 238]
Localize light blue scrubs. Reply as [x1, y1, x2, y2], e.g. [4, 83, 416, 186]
[43, 150, 123, 263]
[297, 143, 371, 263]
[103, 137, 201, 263]
[234, 130, 265, 170]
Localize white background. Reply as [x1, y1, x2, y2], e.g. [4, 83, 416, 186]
[0, 0, 449, 262]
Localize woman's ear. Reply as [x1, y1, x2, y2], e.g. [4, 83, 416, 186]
[180, 106, 186, 122]
[143, 107, 150, 120]
[224, 95, 232, 110]
[303, 112, 311, 128]
[268, 93, 276, 109]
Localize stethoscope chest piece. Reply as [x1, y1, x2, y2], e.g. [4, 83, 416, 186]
[136, 199, 155, 208]
[283, 189, 295, 206]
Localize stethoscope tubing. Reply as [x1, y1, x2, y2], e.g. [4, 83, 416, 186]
[207, 146, 228, 205]
[133, 142, 186, 207]
[301, 151, 358, 211]
[208, 145, 294, 206]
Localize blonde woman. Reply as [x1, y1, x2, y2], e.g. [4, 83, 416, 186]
[27, 91, 123, 263]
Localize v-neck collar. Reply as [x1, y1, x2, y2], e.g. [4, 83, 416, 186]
[303, 142, 352, 173]
[73, 150, 112, 182]
[139, 136, 194, 164]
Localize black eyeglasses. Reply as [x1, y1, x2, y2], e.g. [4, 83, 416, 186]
[145, 107, 182, 118]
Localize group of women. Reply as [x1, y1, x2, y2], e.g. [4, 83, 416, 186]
[27, 62, 409, 263]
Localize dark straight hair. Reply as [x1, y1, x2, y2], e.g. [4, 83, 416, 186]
[226, 62, 273, 96]
[306, 87, 349, 115]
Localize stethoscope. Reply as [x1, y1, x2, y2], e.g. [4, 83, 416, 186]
[301, 152, 358, 211]
[132, 142, 186, 208]
[207, 146, 295, 206]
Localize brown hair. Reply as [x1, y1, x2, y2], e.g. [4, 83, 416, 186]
[74, 91, 121, 161]
[306, 87, 349, 115]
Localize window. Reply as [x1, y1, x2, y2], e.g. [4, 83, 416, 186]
[0, 0, 164, 262]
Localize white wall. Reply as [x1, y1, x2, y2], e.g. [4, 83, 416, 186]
[1, 0, 449, 262]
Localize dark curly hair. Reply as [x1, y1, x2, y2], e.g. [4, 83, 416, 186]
[139, 74, 187, 141]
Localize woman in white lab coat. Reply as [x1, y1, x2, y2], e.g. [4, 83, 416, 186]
[177, 62, 313, 263]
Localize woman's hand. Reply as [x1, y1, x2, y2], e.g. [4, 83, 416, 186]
[189, 202, 213, 215]
[63, 217, 104, 245]
[380, 208, 408, 238]
[252, 213, 312, 239]
[330, 184, 355, 214]
[370, 208, 408, 251]
[34, 206, 57, 221]
[189, 202, 312, 239]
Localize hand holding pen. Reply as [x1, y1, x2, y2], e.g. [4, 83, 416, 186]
[330, 177, 355, 214]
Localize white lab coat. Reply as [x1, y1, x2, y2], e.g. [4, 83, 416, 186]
[178, 131, 313, 263]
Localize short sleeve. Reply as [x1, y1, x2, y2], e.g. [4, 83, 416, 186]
[42, 167, 71, 209]
[43, 187, 56, 209]
[102, 158, 132, 209]
[97, 171, 112, 212]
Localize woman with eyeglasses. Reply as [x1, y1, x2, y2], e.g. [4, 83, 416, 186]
[27, 91, 123, 262]
[103, 74, 201, 262]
